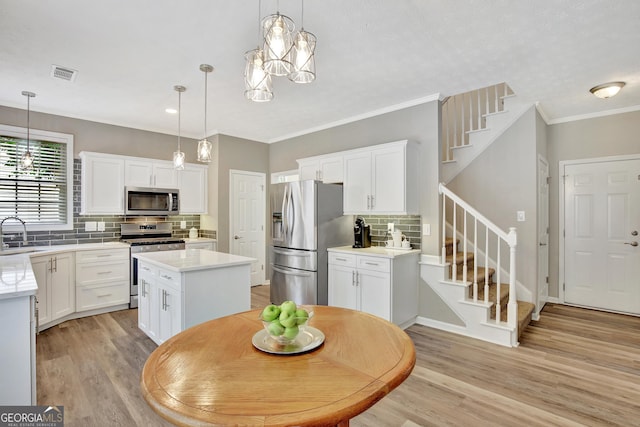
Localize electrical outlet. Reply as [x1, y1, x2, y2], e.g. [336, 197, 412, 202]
[180, 220, 186, 229]
[85, 221, 97, 231]
[423, 223, 431, 236]
[387, 223, 394, 232]
[97, 221, 105, 231]
[517, 211, 526, 222]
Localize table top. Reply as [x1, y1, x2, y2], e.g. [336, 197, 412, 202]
[141, 305, 416, 427]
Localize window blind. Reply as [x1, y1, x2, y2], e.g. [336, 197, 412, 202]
[0, 136, 68, 224]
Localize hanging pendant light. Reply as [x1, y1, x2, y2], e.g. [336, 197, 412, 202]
[20, 91, 36, 170]
[244, 47, 274, 102]
[173, 85, 186, 170]
[197, 64, 214, 163]
[244, 0, 273, 102]
[288, 0, 316, 84]
[262, 10, 295, 77]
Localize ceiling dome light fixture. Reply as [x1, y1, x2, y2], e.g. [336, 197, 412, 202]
[20, 91, 36, 170]
[197, 64, 214, 163]
[589, 81, 625, 99]
[173, 85, 186, 170]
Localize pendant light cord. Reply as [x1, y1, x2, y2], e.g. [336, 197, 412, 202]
[178, 90, 182, 152]
[26, 95, 30, 152]
[204, 70, 208, 137]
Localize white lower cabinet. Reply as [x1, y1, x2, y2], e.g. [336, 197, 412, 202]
[328, 249, 418, 327]
[75, 248, 129, 312]
[32, 252, 75, 328]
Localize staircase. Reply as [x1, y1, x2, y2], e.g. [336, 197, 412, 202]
[445, 237, 534, 339]
[418, 183, 534, 347]
[441, 82, 531, 183]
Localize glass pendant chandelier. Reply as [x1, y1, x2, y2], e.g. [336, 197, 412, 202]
[20, 91, 36, 170]
[197, 64, 213, 163]
[262, 11, 295, 76]
[288, 0, 316, 84]
[173, 85, 186, 170]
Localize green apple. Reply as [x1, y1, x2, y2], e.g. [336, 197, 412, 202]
[261, 304, 281, 322]
[283, 325, 299, 340]
[295, 308, 309, 325]
[267, 320, 285, 336]
[279, 310, 298, 328]
[280, 300, 297, 314]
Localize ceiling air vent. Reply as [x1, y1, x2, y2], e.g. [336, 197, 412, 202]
[50, 65, 78, 82]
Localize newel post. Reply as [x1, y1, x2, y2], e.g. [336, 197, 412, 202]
[507, 227, 518, 329]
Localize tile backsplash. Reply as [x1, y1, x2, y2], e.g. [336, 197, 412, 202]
[1, 159, 215, 248]
[359, 215, 421, 250]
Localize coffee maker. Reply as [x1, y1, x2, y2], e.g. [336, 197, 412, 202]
[353, 217, 371, 248]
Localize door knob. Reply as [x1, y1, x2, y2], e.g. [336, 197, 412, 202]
[234, 235, 243, 240]
[539, 242, 547, 246]
[632, 230, 638, 236]
[624, 241, 638, 247]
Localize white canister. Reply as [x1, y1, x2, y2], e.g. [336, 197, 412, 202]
[189, 227, 198, 239]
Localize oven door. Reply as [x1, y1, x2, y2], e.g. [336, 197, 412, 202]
[130, 255, 139, 308]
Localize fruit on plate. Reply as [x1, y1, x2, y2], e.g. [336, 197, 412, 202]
[261, 301, 312, 342]
[261, 304, 281, 322]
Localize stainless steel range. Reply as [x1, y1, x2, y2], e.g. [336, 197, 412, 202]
[120, 223, 185, 308]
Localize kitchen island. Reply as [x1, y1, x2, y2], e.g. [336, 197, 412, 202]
[133, 249, 256, 345]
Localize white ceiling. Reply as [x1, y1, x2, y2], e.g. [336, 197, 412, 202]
[1, 0, 639, 143]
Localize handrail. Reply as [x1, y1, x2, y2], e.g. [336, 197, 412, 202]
[439, 183, 518, 329]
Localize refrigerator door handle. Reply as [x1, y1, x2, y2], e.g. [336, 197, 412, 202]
[272, 248, 312, 257]
[282, 185, 289, 240]
[272, 265, 313, 277]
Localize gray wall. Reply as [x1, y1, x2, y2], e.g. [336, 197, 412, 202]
[449, 107, 539, 302]
[546, 109, 640, 298]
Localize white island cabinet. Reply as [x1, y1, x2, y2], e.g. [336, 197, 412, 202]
[327, 246, 419, 329]
[134, 249, 255, 345]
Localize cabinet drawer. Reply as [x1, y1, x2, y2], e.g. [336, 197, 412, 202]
[76, 282, 129, 312]
[76, 261, 129, 286]
[328, 252, 356, 267]
[157, 268, 181, 289]
[138, 262, 158, 277]
[76, 248, 129, 264]
[356, 256, 390, 273]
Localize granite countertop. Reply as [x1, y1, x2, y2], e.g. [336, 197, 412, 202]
[133, 249, 255, 273]
[0, 242, 130, 300]
[328, 245, 421, 258]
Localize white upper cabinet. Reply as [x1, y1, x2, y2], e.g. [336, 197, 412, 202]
[297, 154, 344, 183]
[178, 164, 208, 214]
[124, 159, 178, 188]
[342, 140, 418, 215]
[80, 152, 125, 215]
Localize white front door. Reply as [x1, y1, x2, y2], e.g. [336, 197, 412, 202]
[230, 170, 266, 287]
[564, 158, 640, 314]
[537, 156, 549, 314]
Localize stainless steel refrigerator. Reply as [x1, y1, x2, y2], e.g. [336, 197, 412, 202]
[270, 180, 353, 305]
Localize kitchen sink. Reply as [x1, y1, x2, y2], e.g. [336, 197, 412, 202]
[0, 247, 45, 256]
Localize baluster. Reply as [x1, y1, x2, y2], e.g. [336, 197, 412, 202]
[460, 93, 466, 146]
[443, 101, 449, 161]
[452, 202, 457, 281]
[452, 96, 458, 149]
[484, 86, 490, 119]
[473, 217, 478, 302]
[495, 239, 501, 324]
[462, 210, 467, 284]
[468, 91, 474, 133]
[507, 227, 518, 329]
[484, 227, 489, 303]
[441, 191, 446, 263]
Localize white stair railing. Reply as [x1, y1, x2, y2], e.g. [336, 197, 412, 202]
[442, 82, 514, 163]
[439, 183, 518, 328]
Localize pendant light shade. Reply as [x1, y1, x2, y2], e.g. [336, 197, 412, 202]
[197, 64, 213, 163]
[262, 13, 295, 76]
[20, 91, 36, 170]
[173, 85, 186, 170]
[289, 29, 316, 84]
[244, 48, 274, 102]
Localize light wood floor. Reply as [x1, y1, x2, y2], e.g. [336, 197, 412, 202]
[36, 287, 640, 426]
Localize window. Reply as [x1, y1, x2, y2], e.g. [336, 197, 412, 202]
[0, 124, 74, 231]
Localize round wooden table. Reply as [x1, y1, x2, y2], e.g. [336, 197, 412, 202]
[141, 305, 416, 427]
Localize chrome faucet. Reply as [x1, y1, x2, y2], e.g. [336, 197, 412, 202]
[0, 216, 28, 250]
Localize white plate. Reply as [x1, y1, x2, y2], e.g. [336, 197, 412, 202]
[252, 326, 325, 355]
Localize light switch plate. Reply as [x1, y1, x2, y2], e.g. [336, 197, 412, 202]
[180, 220, 186, 229]
[423, 223, 431, 235]
[97, 222, 105, 231]
[517, 211, 525, 222]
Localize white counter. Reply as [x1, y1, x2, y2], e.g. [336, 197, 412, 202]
[132, 249, 255, 272]
[0, 242, 130, 300]
[327, 245, 421, 259]
[183, 238, 217, 244]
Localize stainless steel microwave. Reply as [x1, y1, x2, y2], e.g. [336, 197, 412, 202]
[125, 186, 179, 216]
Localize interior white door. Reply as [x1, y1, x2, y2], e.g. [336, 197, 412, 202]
[564, 158, 640, 314]
[230, 170, 266, 287]
[537, 156, 549, 313]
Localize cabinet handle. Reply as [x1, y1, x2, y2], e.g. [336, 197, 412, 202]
[97, 293, 112, 298]
[370, 195, 375, 208]
[367, 195, 370, 210]
[97, 271, 113, 275]
[364, 262, 379, 266]
[160, 274, 173, 281]
[140, 280, 146, 297]
[352, 270, 355, 286]
[96, 254, 111, 258]
[335, 257, 348, 262]
[141, 266, 150, 271]
[355, 271, 360, 286]
[161, 289, 166, 311]
[54, 257, 58, 273]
